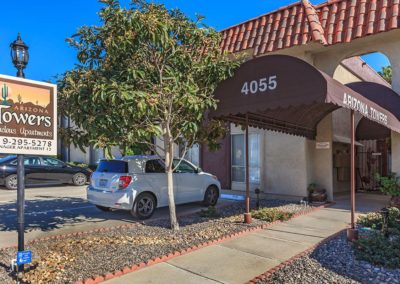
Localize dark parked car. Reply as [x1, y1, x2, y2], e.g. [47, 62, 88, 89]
[0, 155, 92, 190]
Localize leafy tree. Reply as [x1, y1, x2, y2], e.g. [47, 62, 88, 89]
[378, 66, 392, 84]
[59, 0, 239, 230]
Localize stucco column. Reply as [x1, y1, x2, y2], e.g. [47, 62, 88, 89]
[384, 45, 400, 175]
[382, 43, 400, 93]
[312, 114, 334, 201]
[391, 131, 400, 176]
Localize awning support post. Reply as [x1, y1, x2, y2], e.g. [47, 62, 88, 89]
[244, 113, 252, 224]
[347, 110, 358, 241]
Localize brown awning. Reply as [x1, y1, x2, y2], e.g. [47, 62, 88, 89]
[209, 55, 400, 139]
[347, 82, 399, 141]
[356, 118, 390, 140]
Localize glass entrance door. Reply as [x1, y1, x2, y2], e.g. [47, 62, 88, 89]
[231, 134, 260, 185]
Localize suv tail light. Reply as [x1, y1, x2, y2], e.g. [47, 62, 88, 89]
[118, 176, 132, 190]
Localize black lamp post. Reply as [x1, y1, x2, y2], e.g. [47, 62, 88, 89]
[10, 33, 29, 278]
[380, 207, 390, 238]
[10, 33, 29, 78]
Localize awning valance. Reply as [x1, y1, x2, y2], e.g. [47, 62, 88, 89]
[209, 55, 400, 139]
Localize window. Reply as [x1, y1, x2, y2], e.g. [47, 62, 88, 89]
[145, 160, 165, 173]
[232, 135, 245, 182]
[0, 155, 16, 164]
[24, 157, 41, 166]
[97, 160, 128, 173]
[42, 157, 65, 167]
[231, 134, 261, 183]
[183, 144, 200, 166]
[173, 159, 196, 173]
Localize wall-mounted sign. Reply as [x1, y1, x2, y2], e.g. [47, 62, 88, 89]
[316, 142, 330, 149]
[0, 75, 57, 155]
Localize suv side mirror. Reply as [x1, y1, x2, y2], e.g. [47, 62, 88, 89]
[196, 167, 202, 174]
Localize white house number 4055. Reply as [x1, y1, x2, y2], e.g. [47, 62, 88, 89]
[241, 75, 277, 95]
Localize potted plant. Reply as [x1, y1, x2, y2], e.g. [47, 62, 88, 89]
[307, 183, 327, 203]
[376, 173, 400, 208]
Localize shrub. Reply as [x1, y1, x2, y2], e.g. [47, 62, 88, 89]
[354, 233, 400, 268]
[198, 206, 221, 218]
[375, 173, 400, 197]
[358, 207, 400, 230]
[251, 208, 294, 222]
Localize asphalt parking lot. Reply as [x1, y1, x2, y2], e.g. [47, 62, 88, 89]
[0, 185, 233, 248]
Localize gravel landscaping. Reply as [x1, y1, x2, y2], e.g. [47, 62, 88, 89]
[0, 199, 311, 284]
[256, 232, 400, 284]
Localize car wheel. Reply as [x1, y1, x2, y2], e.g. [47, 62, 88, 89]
[203, 185, 219, 206]
[95, 205, 111, 212]
[132, 193, 156, 220]
[5, 175, 18, 190]
[72, 173, 87, 186]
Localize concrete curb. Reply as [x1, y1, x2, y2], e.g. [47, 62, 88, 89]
[246, 228, 347, 284]
[72, 202, 334, 284]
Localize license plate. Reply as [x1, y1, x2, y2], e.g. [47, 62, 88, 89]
[99, 179, 108, 187]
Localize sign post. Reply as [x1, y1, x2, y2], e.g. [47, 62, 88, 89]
[17, 153, 25, 276]
[0, 75, 57, 279]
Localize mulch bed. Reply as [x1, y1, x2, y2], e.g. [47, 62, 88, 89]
[254, 232, 400, 284]
[0, 199, 313, 284]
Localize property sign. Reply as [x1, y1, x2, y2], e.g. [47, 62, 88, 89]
[0, 75, 57, 155]
[316, 142, 330, 149]
[16, 250, 32, 265]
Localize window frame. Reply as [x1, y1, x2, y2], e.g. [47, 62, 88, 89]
[231, 133, 261, 184]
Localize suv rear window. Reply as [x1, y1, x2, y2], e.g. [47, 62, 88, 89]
[96, 160, 128, 173]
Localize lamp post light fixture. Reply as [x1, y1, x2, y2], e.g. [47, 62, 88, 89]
[10, 33, 29, 78]
[10, 33, 29, 279]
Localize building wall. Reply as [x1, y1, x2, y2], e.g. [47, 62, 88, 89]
[201, 134, 231, 189]
[333, 64, 362, 84]
[309, 114, 334, 201]
[263, 131, 309, 198]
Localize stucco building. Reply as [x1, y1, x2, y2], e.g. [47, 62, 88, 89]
[200, 0, 400, 202]
[62, 0, 400, 203]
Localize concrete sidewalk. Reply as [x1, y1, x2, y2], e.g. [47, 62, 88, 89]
[105, 193, 389, 284]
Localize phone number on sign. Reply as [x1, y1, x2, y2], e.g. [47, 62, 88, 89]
[2, 138, 53, 148]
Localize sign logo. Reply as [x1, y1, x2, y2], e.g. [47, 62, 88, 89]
[0, 75, 57, 155]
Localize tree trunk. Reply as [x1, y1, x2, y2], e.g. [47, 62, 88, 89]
[164, 133, 179, 230]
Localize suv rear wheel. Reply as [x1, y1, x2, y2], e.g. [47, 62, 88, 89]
[131, 193, 156, 220]
[5, 175, 18, 190]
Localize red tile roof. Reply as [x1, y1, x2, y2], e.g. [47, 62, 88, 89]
[220, 0, 400, 55]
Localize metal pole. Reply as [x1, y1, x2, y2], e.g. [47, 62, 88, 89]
[347, 110, 358, 241]
[244, 114, 252, 224]
[350, 110, 355, 229]
[17, 154, 25, 252]
[16, 70, 25, 275]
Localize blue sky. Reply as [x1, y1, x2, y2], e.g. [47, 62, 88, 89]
[0, 0, 389, 82]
